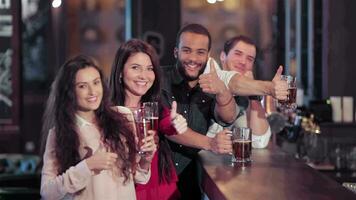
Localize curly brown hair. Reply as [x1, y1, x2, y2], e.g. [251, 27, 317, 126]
[41, 55, 137, 182]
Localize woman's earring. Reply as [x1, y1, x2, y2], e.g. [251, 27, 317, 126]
[119, 74, 122, 83]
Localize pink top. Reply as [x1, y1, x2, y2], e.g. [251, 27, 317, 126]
[135, 106, 180, 200]
[40, 110, 151, 200]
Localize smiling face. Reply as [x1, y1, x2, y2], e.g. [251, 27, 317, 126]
[75, 66, 103, 115]
[175, 32, 209, 82]
[122, 52, 155, 100]
[221, 41, 256, 74]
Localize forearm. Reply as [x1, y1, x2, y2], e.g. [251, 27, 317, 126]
[215, 90, 236, 123]
[166, 128, 211, 150]
[228, 74, 274, 96]
[248, 100, 270, 136]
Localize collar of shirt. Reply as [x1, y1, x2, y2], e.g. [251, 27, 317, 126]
[75, 114, 95, 127]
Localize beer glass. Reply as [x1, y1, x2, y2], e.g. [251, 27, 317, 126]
[231, 127, 252, 163]
[132, 108, 151, 154]
[277, 75, 297, 110]
[142, 102, 159, 131]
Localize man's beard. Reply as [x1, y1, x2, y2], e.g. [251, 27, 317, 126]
[176, 60, 207, 82]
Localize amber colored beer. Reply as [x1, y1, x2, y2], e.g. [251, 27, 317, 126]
[147, 116, 159, 131]
[288, 87, 297, 104]
[233, 139, 252, 161]
[135, 120, 151, 148]
[278, 87, 297, 107]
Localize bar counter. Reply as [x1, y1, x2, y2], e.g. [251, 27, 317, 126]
[199, 146, 356, 200]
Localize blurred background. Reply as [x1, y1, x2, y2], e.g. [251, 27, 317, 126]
[1, 0, 356, 198]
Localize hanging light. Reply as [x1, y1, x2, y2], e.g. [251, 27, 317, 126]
[52, 0, 61, 8]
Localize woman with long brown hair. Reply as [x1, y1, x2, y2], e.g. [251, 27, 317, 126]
[109, 39, 187, 200]
[40, 55, 156, 200]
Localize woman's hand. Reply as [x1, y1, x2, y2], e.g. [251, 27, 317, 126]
[139, 130, 157, 162]
[170, 101, 188, 134]
[85, 145, 118, 173]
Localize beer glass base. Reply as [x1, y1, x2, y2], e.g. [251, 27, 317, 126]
[232, 156, 252, 163]
[277, 104, 297, 111]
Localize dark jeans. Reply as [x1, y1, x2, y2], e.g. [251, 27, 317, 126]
[177, 160, 202, 200]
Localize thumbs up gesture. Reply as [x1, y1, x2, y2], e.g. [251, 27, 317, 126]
[170, 101, 188, 134]
[271, 65, 289, 100]
[199, 58, 228, 95]
[85, 142, 118, 173]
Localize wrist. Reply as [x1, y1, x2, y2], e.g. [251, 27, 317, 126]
[202, 136, 211, 151]
[206, 137, 213, 151]
[268, 81, 275, 96]
[216, 94, 233, 107]
[85, 158, 94, 170]
[216, 86, 229, 96]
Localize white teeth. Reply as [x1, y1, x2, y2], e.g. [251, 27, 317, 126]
[186, 63, 197, 69]
[135, 81, 147, 86]
[87, 96, 97, 102]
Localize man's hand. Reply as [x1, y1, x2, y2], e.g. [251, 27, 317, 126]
[199, 60, 228, 95]
[209, 129, 232, 154]
[170, 101, 188, 134]
[271, 66, 288, 100]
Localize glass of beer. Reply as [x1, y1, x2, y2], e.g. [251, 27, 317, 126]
[277, 75, 297, 110]
[231, 127, 252, 163]
[143, 102, 159, 131]
[132, 108, 151, 155]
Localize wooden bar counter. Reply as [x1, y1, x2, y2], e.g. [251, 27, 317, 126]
[199, 146, 356, 200]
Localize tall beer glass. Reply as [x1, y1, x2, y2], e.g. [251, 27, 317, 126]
[142, 102, 159, 131]
[231, 127, 252, 163]
[277, 75, 297, 110]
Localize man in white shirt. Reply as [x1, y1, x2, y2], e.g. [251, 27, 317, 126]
[206, 35, 272, 148]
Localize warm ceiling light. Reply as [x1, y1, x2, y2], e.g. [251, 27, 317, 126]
[207, 0, 217, 4]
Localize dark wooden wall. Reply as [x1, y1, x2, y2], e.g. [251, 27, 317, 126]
[131, 0, 180, 66]
[323, 0, 356, 98]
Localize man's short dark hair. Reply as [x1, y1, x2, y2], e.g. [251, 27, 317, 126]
[223, 35, 257, 56]
[176, 23, 212, 51]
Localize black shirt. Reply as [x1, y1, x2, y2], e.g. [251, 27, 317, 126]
[161, 65, 216, 174]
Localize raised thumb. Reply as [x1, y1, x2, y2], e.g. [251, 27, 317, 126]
[273, 65, 283, 81]
[209, 58, 217, 74]
[170, 101, 178, 119]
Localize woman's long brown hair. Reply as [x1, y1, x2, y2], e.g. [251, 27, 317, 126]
[41, 55, 136, 182]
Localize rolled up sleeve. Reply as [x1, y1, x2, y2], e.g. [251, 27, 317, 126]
[204, 57, 237, 87]
[252, 126, 272, 149]
[133, 165, 151, 184]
